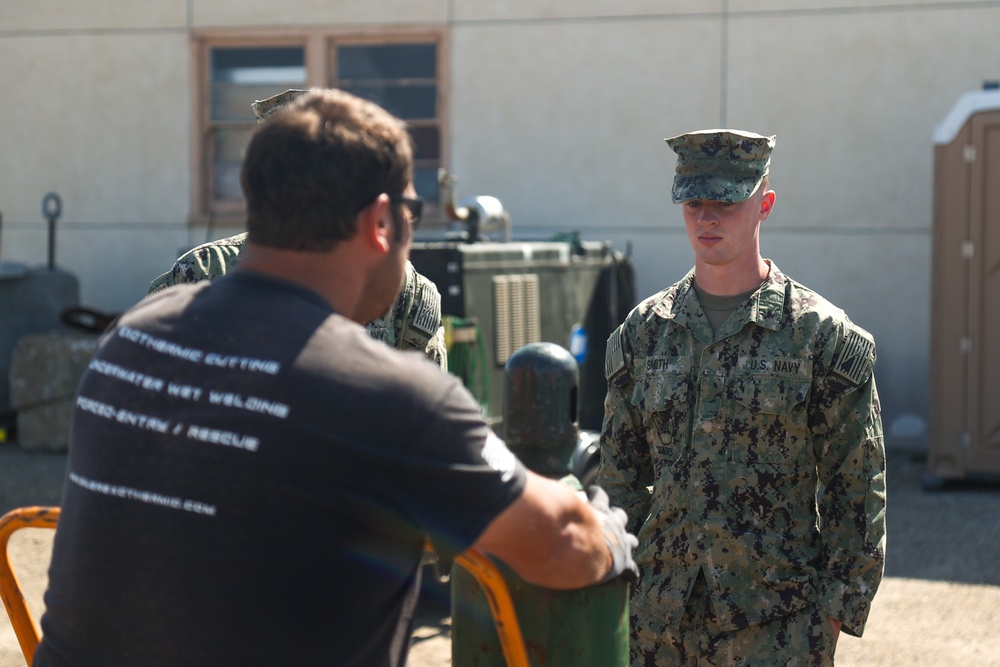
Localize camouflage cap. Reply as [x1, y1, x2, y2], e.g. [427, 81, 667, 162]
[665, 129, 776, 203]
[251, 89, 309, 124]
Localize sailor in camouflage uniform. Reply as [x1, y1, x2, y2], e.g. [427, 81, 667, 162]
[597, 129, 885, 665]
[148, 89, 447, 370]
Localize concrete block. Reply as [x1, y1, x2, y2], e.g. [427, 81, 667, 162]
[15, 400, 74, 453]
[10, 332, 99, 408]
[0, 266, 80, 413]
[10, 331, 99, 452]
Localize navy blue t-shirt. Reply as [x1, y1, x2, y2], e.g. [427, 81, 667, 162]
[34, 271, 526, 667]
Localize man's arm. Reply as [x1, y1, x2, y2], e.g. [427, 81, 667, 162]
[147, 235, 246, 294]
[472, 470, 635, 590]
[388, 263, 447, 368]
[813, 323, 886, 638]
[422, 326, 448, 371]
[595, 325, 653, 535]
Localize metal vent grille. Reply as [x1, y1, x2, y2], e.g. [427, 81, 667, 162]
[493, 274, 540, 365]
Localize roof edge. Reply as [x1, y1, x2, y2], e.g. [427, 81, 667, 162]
[933, 89, 1000, 145]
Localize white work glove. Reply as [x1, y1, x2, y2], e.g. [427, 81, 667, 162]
[587, 485, 639, 584]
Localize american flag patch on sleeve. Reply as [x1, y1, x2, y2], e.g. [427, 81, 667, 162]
[605, 328, 626, 380]
[411, 284, 441, 336]
[832, 325, 876, 385]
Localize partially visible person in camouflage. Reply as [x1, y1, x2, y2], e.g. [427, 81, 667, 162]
[597, 129, 886, 666]
[148, 89, 447, 370]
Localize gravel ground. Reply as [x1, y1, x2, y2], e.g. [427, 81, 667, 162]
[3, 440, 1000, 666]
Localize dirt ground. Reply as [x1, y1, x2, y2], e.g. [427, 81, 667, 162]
[3, 441, 1000, 666]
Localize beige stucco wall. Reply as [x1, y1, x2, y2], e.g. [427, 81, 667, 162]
[190, 0, 447, 26]
[0, 0, 190, 305]
[2, 0, 996, 442]
[1, 1, 187, 31]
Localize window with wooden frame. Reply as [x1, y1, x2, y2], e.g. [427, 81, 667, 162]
[193, 33, 445, 225]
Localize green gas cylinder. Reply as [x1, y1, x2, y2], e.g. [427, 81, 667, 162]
[451, 342, 629, 666]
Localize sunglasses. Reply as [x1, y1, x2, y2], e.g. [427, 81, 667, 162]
[388, 194, 423, 229]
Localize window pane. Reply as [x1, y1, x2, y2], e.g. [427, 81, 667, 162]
[214, 161, 242, 201]
[212, 129, 252, 201]
[338, 44, 435, 81]
[341, 83, 436, 121]
[414, 165, 440, 205]
[212, 47, 305, 83]
[211, 47, 305, 122]
[214, 127, 252, 162]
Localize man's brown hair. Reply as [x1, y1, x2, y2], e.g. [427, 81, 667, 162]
[241, 88, 413, 250]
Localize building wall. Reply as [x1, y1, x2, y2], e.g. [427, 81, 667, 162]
[3, 0, 998, 445]
[1, 1, 191, 310]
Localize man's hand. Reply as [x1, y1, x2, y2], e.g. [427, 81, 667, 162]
[474, 472, 637, 589]
[587, 485, 639, 583]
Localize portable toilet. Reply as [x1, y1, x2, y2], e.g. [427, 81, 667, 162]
[927, 84, 1000, 483]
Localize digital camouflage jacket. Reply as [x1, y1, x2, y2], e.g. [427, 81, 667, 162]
[597, 262, 885, 637]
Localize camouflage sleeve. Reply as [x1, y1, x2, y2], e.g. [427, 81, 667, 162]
[811, 322, 886, 637]
[147, 236, 245, 294]
[394, 263, 447, 370]
[422, 326, 448, 371]
[595, 323, 653, 535]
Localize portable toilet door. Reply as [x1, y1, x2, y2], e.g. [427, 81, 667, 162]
[928, 86, 1000, 482]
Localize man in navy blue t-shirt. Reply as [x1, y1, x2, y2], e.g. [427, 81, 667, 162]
[33, 88, 637, 667]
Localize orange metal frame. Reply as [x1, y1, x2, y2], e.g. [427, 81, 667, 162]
[452, 549, 529, 667]
[1, 508, 528, 667]
[0, 506, 59, 665]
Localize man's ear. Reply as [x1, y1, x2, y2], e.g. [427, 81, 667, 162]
[358, 194, 393, 254]
[759, 190, 776, 219]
